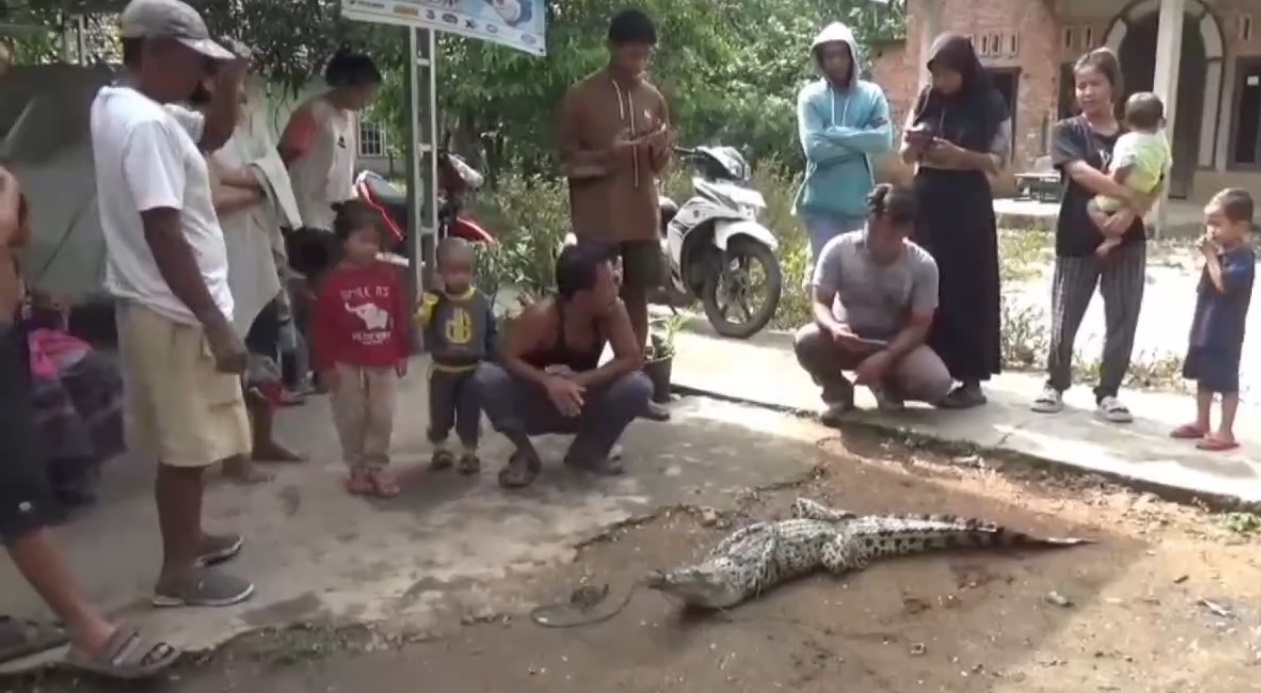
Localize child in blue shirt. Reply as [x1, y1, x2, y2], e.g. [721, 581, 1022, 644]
[1172, 188, 1256, 451]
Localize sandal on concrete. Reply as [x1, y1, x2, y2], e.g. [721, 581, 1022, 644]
[1196, 434, 1240, 452]
[429, 449, 454, 471]
[456, 453, 481, 476]
[367, 469, 401, 498]
[498, 449, 541, 489]
[1170, 423, 1207, 440]
[0, 617, 69, 665]
[62, 626, 180, 681]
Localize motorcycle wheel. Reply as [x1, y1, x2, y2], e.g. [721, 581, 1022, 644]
[700, 238, 782, 340]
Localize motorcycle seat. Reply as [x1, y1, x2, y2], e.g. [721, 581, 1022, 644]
[363, 174, 406, 206]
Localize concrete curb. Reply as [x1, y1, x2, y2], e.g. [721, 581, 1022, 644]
[662, 317, 1260, 514]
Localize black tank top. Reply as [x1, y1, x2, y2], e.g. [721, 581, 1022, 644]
[524, 300, 603, 373]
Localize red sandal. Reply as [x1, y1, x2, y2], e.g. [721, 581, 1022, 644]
[1196, 434, 1240, 452]
[345, 468, 374, 495]
[366, 468, 401, 498]
[1169, 423, 1207, 440]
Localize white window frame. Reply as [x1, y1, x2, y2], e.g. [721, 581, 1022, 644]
[358, 119, 387, 158]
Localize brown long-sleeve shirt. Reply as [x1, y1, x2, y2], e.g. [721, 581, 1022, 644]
[556, 68, 670, 244]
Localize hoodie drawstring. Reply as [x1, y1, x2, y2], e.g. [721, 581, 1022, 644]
[611, 79, 640, 189]
[829, 87, 851, 128]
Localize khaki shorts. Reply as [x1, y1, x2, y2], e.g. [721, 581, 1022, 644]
[117, 303, 251, 467]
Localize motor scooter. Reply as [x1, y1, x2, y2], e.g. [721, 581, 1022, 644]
[658, 145, 782, 339]
[353, 133, 495, 253]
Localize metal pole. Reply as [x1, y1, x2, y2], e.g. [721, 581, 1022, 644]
[405, 27, 439, 350]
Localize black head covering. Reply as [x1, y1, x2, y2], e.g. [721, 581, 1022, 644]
[911, 33, 1009, 153]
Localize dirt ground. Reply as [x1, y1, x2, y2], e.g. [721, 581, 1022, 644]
[19, 423, 1261, 693]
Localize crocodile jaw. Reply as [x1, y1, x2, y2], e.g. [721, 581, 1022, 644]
[645, 566, 743, 609]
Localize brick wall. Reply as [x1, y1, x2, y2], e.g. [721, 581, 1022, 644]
[868, 0, 1062, 170]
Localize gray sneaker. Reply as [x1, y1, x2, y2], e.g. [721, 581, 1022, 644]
[197, 533, 243, 566]
[153, 568, 255, 608]
[1031, 386, 1063, 413]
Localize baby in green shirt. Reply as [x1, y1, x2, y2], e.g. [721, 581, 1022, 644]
[1091, 92, 1171, 257]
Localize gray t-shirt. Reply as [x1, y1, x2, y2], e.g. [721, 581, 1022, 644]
[811, 230, 939, 340]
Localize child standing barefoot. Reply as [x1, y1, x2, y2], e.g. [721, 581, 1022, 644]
[313, 201, 410, 496]
[1171, 188, 1256, 451]
[415, 238, 496, 474]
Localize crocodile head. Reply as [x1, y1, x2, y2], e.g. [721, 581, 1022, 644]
[645, 563, 745, 609]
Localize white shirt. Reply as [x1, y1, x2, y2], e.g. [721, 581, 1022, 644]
[90, 85, 234, 325]
[287, 95, 356, 231]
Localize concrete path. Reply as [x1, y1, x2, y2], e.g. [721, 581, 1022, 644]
[1002, 246, 1260, 398]
[0, 360, 819, 673]
[667, 328, 1261, 506]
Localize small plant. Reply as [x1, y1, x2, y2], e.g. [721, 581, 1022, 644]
[1221, 512, 1261, 536]
[473, 241, 504, 307]
[648, 313, 686, 361]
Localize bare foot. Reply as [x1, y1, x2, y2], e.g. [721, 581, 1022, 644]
[223, 455, 275, 484]
[252, 443, 307, 463]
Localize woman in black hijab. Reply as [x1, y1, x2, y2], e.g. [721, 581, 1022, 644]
[900, 33, 1011, 409]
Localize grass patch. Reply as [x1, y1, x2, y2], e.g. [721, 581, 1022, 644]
[479, 167, 1189, 393]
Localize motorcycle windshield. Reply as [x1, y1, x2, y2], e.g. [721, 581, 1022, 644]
[695, 179, 766, 211]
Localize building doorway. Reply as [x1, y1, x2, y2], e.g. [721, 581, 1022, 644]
[1118, 11, 1207, 199]
[987, 67, 1019, 153]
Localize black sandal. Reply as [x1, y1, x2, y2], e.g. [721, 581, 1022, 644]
[497, 449, 541, 488]
[429, 449, 454, 471]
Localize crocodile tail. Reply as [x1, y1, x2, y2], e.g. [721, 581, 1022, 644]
[854, 514, 1094, 559]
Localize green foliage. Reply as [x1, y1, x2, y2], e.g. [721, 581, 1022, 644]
[477, 173, 570, 300]
[371, 0, 906, 177]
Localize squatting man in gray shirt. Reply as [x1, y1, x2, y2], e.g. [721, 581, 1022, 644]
[793, 183, 953, 425]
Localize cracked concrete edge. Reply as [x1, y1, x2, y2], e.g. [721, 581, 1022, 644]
[667, 383, 1261, 515]
[0, 472, 831, 682]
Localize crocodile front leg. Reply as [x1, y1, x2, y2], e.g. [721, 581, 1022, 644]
[792, 498, 859, 523]
[820, 534, 868, 575]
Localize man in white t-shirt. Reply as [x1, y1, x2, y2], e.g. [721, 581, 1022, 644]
[91, 0, 254, 608]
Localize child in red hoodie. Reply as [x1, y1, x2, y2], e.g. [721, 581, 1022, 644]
[312, 201, 410, 497]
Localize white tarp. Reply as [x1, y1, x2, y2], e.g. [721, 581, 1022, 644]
[1, 63, 115, 298]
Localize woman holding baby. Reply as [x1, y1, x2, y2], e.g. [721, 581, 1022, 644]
[1030, 48, 1160, 423]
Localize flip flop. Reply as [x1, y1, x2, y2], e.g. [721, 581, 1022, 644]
[0, 617, 69, 665]
[61, 626, 181, 680]
[1196, 435, 1240, 452]
[345, 469, 374, 495]
[1170, 423, 1208, 440]
[367, 469, 401, 498]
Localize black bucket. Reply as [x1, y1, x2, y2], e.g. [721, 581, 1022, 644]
[643, 356, 673, 404]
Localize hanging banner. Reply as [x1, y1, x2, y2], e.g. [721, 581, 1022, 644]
[341, 0, 546, 56]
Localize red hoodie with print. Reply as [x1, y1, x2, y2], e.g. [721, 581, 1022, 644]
[312, 261, 410, 372]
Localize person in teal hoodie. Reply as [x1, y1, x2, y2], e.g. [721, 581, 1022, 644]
[794, 22, 893, 270]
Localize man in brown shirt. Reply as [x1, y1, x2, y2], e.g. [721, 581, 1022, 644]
[556, 8, 672, 420]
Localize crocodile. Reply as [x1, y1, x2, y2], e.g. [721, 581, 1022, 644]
[645, 498, 1094, 609]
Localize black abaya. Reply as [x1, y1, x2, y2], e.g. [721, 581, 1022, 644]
[913, 167, 1002, 381]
